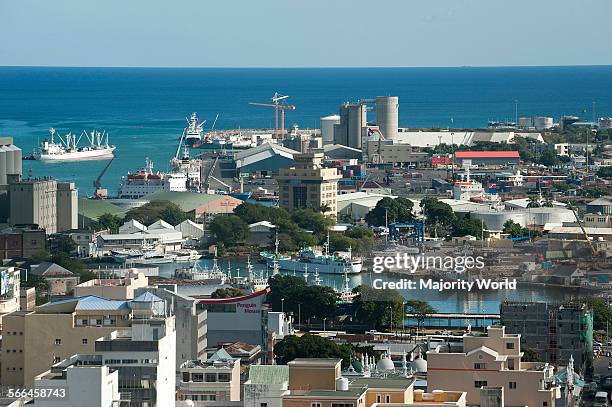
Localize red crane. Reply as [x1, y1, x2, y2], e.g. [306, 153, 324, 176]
[249, 93, 296, 140]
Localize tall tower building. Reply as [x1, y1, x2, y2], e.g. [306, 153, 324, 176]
[375, 96, 399, 140]
[276, 152, 341, 217]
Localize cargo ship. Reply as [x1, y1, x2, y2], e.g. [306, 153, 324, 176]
[33, 128, 115, 162]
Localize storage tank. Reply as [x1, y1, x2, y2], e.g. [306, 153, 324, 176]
[518, 117, 533, 129]
[8, 145, 22, 177]
[533, 117, 553, 130]
[335, 377, 349, 391]
[4, 145, 15, 177]
[320, 115, 340, 145]
[375, 96, 399, 140]
[0, 146, 7, 185]
[346, 103, 366, 149]
[471, 211, 526, 231]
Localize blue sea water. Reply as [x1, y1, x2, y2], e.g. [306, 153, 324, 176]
[1, 66, 611, 195]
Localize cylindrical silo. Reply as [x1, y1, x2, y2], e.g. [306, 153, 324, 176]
[9, 145, 22, 177]
[533, 117, 553, 130]
[4, 145, 15, 177]
[0, 146, 7, 185]
[320, 115, 340, 145]
[375, 96, 399, 140]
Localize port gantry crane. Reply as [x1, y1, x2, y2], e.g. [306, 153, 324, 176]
[93, 155, 116, 199]
[249, 93, 296, 140]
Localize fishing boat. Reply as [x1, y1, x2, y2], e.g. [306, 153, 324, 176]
[33, 128, 115, 162]
[174, 257, 227, 284]
[172, 249, 202, 262]
[184, 112, 206, 147]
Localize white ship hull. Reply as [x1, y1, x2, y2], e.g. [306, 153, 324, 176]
[36, 146, 116, 162]
[265, 258, 362, 274]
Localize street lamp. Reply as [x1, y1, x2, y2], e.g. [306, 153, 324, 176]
[281, 298, 285, 314]
[323, 317, 327, 332]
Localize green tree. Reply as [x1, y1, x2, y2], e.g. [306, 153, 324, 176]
[365, 197, 414, 227]
[421, 197, 457, 232]
[405, 300, 437, 332]
[452, 217, 486, 239]
[503, 220, 527, 238]
[583, 298, 612, 331]
[209, 215, 249, 246]
[267, 275, 338, 321]
[211, 287, 244, 298]
[596, 166, 612, 179]
[522, 348, 542, 362]
[51, 234, 76, 254]
[352, 285, 404, 330]
[274, 334, 354, 367]
[91, 213, 123, 233]
[124, 200, 191, 226]
[291, 209, 335, 235]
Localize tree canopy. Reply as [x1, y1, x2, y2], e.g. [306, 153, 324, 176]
[352, 285, 404, 330]
[365, 197, 415, 226]
[124, 200, 191, 226]
[209, 215, 249, 246]
[211, 287, 244, 298]
[267, 275, 338, 321]
[274, 334, 354, 367]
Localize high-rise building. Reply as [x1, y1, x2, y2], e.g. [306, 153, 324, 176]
[7, 175, 79, 234]
[333, 102, 367, 148]
[375, 96, 399, 140]
[500, 301, 593, 374]
[276, 152, 341, 217]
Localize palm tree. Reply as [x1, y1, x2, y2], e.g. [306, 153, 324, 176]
[526, 196, 541, 208]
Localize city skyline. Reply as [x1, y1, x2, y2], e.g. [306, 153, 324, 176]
[1, 0, 612, 68]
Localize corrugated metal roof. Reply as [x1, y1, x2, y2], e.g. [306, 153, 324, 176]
[455, 151, 520, 158]
[248, 365, 289, 384]
[133, 291, 163, 303]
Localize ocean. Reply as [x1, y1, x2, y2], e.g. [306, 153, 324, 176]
[1, 65, 611, 195]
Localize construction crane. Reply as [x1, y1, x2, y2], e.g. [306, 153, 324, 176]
[249, 93, 296, 140]
[567, 203, 598, 256]
[93, 155, 116, 199]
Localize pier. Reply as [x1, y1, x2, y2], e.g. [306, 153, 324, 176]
[404, 312, 501, 329]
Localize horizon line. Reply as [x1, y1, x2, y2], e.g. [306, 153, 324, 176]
[1, 63, 612, 69]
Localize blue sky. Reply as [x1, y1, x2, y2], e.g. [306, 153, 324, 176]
[1, 0, 611, 67]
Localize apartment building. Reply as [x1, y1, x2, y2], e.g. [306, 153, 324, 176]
[1, 295, 132, 386]
[500, 302, 593, 374]
[94, 313, 176, 407]
[74, 270, 149, 300]
[427, 325, 561, 407]
[244, 365, 290, 407]
[282, 358, 466, 407]
[0, 267, 20, 331]
[277, 152, 342, 217]
[33, 354, 122, 407]
[136, 286, 208, 367]
[0, 225, 46, 259]
[177, 348, 241, 405]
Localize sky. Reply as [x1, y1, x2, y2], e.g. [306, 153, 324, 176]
[1, 0, 611, 68]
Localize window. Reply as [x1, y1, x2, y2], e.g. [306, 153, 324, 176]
[82, 339, 88, 345]
[376, 395, 381, 403]
[506, 342, 515, 349]
[193, 373, 204, 382]
[205, 373, 216, 382]
[474, 363, 486, 370]
[311, 403, 322, 407]
[508, 358, 515, 370]
[331, 404, 354, 407]
[55, 339, 61, 345]
[543, 403, 548, 407]
[182, 372, 190, 382]
[509, 382, 517, 389]
[474, 380, 488, 388]
[261, 404, 268, 407]
[385, 395, 390, 403]
[53, 357, 61, 363]
[218, 373, 230, 382]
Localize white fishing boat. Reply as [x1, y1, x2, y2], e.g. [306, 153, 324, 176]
[184, 112, 206, 147]
[174, 257, 227, 284]
[172, 249, 202, 262]
[34, 128, 115, 162]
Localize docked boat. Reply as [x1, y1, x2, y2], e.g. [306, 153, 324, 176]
[172, 249, 202, 262]
[174, 258, 227, 284]
[117, 158, 187, 199]
[33, 128, 115, 162]
[261, 245, 362, 274]
[184, 113, 205, 147]
[112, 243, 177, 265]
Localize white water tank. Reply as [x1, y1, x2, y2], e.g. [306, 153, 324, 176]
[321, 115, 340, 145]
[336, 376, 349, 391]
[533, 117, 553, 130]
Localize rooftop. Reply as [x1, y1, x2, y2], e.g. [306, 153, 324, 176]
[247, 365, 289, 385]
[141, 191, 243, 212]
[455, 151, 520, 158]
[287, 358, 342, 367]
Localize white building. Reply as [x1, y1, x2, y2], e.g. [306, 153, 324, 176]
[174, 219, 205, 242]
[94, 292, 176, 407]
[95, 228, 183, 254]
[178, 348, 241, 405]
[34, 354, 122, 407]
[336, 192, 398, 221]
[244, 365, 289, 407]
[391, 130, 543, 148]
[0, 267, 21, 331]
[267, 311, 294, 339]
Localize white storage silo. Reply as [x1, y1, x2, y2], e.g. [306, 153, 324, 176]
[533, 117, 553, 130]
[4, 145, 15, 177]
[9, 145, 22, 177]
[0, 146, 7, 185]
[375, 96, 399, 140]
[320, 115, 340, 145]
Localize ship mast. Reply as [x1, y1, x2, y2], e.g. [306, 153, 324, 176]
[314, 267, 321, 286]
[303, 264, 308, 282]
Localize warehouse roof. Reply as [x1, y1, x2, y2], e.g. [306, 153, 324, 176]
[78, 198, 127, 221]
[455, 151, 520, 159]
[142, 191, 243, 212]
[234, 142, 298, 169]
